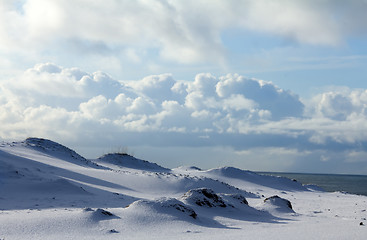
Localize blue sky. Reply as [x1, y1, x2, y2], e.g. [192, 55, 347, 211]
[1, 0, 367, 174]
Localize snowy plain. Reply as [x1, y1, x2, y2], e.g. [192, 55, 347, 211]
[0, 138, 366, 239]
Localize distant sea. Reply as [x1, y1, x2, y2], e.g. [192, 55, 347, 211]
[258, 172, 367, 197]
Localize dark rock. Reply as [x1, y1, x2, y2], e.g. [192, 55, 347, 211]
[227, 194, 248, 205]
[128, 198, 198, 220]
[264, 195, 293, 210]
[97, 209, 113, 216]
[182, 188, 227, 208]
[172, 203, 197, 219]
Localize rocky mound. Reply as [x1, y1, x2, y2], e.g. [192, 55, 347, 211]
[181, 188, 228, 208]
[126, 198, 197, 219]
[263, 195, 294, 213]
[84, 208, 120, 221]
[222, 193, 249, 205]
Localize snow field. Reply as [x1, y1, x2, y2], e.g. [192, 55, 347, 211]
[0, 138, 366, 239]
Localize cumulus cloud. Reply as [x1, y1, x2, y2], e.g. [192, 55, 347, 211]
[315, 92, 355, 120]
[3, 63, 137, 111]
[308, 89, 367, 121]
[0, 63, 357, 143]
[127, 74, 179, 103]
[0, 63, 304, 137]
[2, 63, 367, 173]
[216, 74, 304, 119]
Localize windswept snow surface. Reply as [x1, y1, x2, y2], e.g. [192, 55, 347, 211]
[0, 138, 366, 239]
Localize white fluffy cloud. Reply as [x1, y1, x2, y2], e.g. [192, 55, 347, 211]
[0, 63, 303, 136]
[216, 74, 304, 119]
[2, 63, 367, 173]
[0, 63, 364, 144]
[19, 63, 127, 98]
[309, 89, 367, 121]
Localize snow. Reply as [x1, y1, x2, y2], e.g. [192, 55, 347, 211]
[0, 138, 366, 239]
[96, 152, 169, 171]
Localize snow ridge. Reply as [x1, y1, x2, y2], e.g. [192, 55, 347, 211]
[24, 137, 103, 168]
[96, 152, 169, 171]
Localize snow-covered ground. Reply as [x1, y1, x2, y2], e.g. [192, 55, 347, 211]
[0, 138, 366, 239]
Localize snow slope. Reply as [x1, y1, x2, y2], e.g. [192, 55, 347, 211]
[0, 138, 366, 239]
[95, 152, 169, 171]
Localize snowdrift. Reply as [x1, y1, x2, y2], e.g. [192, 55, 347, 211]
[1, 138, 366, 239]
[205, 166, 308, 191]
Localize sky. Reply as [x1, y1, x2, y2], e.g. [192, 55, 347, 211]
[1, 0, 367, 174]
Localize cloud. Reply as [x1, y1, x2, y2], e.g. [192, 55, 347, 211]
[0, 0, 225, 64]
[127, 74, 179, 103]
[315, 92, 355, 120]
[0, 63, 351, 144]
[2, 63, 367, 173]
[0, 63, 303, 137]
[3, 63, 137, 110]
[1, 0, 367, 69]
[308, 89, 367, 121]
[241, 0, 342, 46]
[1, 1, 367, 174]
[216, 74, 304, 120]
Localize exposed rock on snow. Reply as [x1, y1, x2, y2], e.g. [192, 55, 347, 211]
[127, 198, 198, 219]
[89, 208, 120, 221]
[263, 195, 294, 213]
[181, 188, 227, 208]
[173, 166, 202, 172]
[221, 193, 249, 206]
[95, 208, 114, 216]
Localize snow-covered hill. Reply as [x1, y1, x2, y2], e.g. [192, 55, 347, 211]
[0, 138, 366, 239]
[95, 152, 169, 171]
